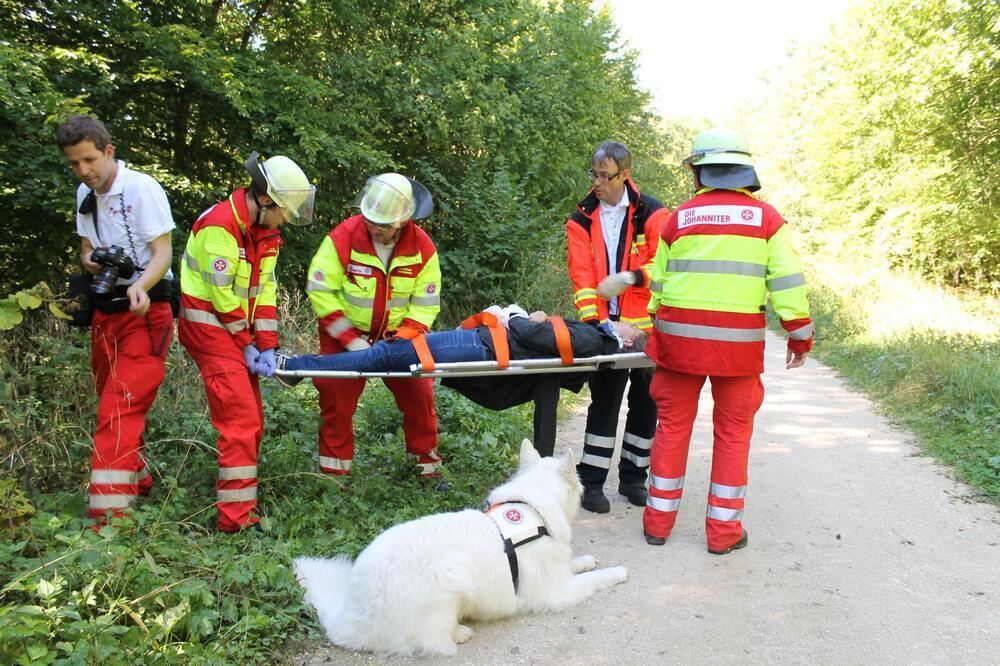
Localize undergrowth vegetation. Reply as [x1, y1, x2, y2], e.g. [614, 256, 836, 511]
[0, 292, 534, 664]
[803, 266, 1000, 500]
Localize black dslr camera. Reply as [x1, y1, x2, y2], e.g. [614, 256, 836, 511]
[90, 245, 136, 297]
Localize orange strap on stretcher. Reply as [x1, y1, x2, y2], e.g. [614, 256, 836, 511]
[546, 316, 575, 366]
[411, 334, 436, 372]
[460, 311, 510, 369]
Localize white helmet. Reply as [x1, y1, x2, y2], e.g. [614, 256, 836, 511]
[355, 173, 433, 228]
[245, 152, 316, 225]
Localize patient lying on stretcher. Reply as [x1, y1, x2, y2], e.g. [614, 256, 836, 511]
[274, 305, 647, 388]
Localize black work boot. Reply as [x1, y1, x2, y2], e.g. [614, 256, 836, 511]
[618, 481, 648, 507]
[644, 531, 667, 546]
[273, 350, 303, 388]
[708, 529, 749, 555]
[581, 486, 610, 514]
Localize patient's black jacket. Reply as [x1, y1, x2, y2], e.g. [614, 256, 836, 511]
[441, 317, 623, 456]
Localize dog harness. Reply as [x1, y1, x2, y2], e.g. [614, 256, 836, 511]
[485, 501, 549, 593]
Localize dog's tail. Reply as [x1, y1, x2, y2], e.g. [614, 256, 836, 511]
[294, 555, 353, 625]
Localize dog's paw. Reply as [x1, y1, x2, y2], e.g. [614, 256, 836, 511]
[606, 565, 629, 585]
[453, 624, 474, 644]
[570, 554, 597, 573]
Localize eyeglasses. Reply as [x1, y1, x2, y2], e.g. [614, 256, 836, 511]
[587, 168, 624, 183]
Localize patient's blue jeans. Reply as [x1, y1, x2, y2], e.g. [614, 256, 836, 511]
[284, 328, 491, 373]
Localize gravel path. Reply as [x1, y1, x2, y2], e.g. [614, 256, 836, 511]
[298, 332, 1000, 665]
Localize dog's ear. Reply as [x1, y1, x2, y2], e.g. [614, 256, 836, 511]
[559, 448, 576, 478]
[519, 439, 541, 466]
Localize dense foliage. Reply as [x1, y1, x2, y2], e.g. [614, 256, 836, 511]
[753, 0, 999, 293]
[0, 0, 688, 315]
[0, 296, 535, 663]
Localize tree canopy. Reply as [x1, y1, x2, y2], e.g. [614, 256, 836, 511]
[0, 0, 688, 312]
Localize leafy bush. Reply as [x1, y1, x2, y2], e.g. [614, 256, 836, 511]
[0, 291, 534, 663]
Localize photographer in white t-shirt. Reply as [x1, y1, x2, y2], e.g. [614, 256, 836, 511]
[57, 114, 175, 527]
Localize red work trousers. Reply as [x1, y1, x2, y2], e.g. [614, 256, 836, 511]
[314, 331, 440, 475]
[187, 352, 263, 532]
[88, 303, 172, 521]
[643, 368, 764, 552]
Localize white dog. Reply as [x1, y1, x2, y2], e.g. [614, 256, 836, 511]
[294, 439, 628, 656]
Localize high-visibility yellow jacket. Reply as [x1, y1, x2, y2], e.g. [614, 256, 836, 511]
[307, 214, 440, 349]
[566, 179, 667, 331]
[178, 188, 281, 374]
[648, 188, 813, 376]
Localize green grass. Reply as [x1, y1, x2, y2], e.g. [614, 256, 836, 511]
[803, 268, 1000, 500]
[0, 298, 533, 664]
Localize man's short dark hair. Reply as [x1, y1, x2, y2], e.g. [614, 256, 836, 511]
[56, 114, 112, 151]
[591, 141, 632, 172]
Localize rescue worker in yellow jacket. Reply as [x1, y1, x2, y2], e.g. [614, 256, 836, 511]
[643, 128, 812, 554]
[306, 173, 445, 485]
[179, 152, 315, 532]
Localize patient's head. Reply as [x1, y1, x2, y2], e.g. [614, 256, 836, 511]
[614, 322, 648, 353]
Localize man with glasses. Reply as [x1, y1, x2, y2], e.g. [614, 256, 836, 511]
[305, 173, 446, 488]
[565, 141, 669, 513]
[179, 151, 315, 532]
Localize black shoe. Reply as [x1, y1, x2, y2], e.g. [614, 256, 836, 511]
[423, 475, 451, 493]
[618, 482, 647, 507]
[644, 531, 667, 546]
[708, 529, 749, 555]
[581, 486, 610, 514]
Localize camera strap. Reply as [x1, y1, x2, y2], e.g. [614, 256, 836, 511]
[118, 191, 145, 273]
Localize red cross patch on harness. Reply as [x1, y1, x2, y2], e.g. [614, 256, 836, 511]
[213, 258, 229, 273]
[503, 508, 524, 524]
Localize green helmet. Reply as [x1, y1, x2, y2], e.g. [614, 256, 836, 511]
[682, 128, 754, 167]
[245, 152, 316, 226]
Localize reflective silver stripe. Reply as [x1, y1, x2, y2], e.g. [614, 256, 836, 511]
[224, 318, 249, 333]
[91, 469, 139, 485]
[184, 251, 235, 287]
[254, 319, 278, 331]
[233, 284, 249, 299]
[138, 467, 151, 481]
[620, 449, 650, 467]
[219, 465, 258, 481]
[387, 297, 409, 309]
[345, 337, 371, 351]
[580, 453, 613, 469]
[584, 433, 616, 450]
[646, 495, 681, 512]
[180, 307, 225, 329]
[416, 461, 442, 474]
[344, 293, 374, 308]
[247, 284, 264, 299]
[623, 432, 652, 450]
[409, 294, 440, 306]
[319, 456, 352, 472]
[710, 482, 747, 499]
[326, 317, 354, 337]
[707, 506, 744, 522]
[649, 280, 663, 292]
[306, 280, 332, 293]
[667, 259, 766, 278]
[89, 494, 136, 510]
[650, 474, 685, 491]
[655, 320, 766, 342]
[217, 487, 257, 503]
[788, 323, 814, 340]
[767, 272, 807, 292]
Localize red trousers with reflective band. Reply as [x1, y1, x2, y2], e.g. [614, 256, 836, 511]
[314, 335, 440, 476]
[88, 303, 172, 520]
[643, 368, 764, 551]
[186, 352, 263, 532]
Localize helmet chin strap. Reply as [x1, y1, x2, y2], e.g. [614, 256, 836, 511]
[250, 189, 278, 227]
